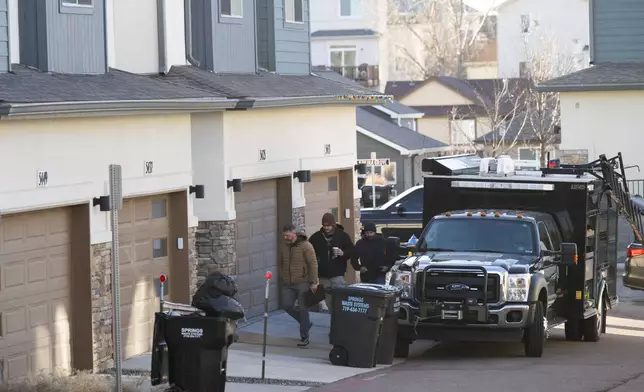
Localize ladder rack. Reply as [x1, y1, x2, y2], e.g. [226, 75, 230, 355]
[541, 153, 644, 242]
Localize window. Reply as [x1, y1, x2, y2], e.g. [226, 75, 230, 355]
[399, 188, 423, 211]
[521, 14, 530, 33]
[361, 161, 397, 185]
[285, 0, 303, 23]
[153, 238, 168, 259]
[544, 219, 562, 250]
[62, 0, 92, 6]
[419, 219, 537, 255]
[450, 119, 476, 145]
[518, 147, 538, 161]
[340, 0, 362, 17]
[330, 46, 357, 77]
[221, 0, 243, 18]
[537, 222, 553, 251]
[400, 118, 415, 130]
[328, 176, 338, 191]
[519, 62, 529, 78]
[152, 198, 167, 219]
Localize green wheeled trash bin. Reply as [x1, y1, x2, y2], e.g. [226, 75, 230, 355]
[354, 284, 401, 365]
[328, 284, 395, 368]
[151, 312, 236, 392]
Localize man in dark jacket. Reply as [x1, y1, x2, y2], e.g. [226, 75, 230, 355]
[279, 224, 319, 347]
[351, 221, 395, 284]
[309, 212, 354, 312]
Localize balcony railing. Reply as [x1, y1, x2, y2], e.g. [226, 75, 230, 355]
[315, 65, 380, 88]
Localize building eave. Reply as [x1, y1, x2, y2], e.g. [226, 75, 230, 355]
[0, 98, 239, 118]
[373, 105, 424, 119]
[252, 95, 391, 108]
[535, 83, 644, 93]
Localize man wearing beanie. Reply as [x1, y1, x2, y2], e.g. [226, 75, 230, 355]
[309, 212, 355, 312]
[351, 221, 395, 284]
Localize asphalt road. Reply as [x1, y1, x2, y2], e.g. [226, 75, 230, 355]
[311, 224, 644, 392]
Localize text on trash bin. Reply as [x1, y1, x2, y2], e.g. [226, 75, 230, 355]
[341, 296, 370, 314]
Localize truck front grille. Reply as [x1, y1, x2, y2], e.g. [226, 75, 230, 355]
[416, 270, 500, 304]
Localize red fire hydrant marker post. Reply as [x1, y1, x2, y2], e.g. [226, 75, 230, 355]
[159, 274, 167, 312]
[262, 271, 272, 380]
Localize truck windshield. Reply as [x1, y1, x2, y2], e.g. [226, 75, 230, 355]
[418, 218, 537, 255]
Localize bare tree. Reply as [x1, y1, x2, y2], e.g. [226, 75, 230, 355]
[388, 0, 497, 79]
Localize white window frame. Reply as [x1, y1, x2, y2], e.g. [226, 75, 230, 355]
[339, 0, 362, 18]
[521, 14, 530, 33]
[62, 0, 93, 7]
[450, 119, 476, 145]
[221, 0, 243, 18]
[329, 45, 357, 74]
[518, 147, 539, 161]
[285, 0, 304, 23]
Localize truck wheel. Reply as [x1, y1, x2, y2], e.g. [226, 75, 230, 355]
[329, 346, 349, 366]
[583, 296, 606, 342]
[564, 319, 583, 341]
[394, 337, 411, 358]
[524, 301, 546, 357]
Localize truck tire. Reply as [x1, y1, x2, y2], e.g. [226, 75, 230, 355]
[394, 337, 411, 358]
[564, 319, 583, 341]
[583, 296, 606, 342]
[524, 301, 546, 357]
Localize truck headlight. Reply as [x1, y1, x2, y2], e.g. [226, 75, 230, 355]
[507, 274, 530, 302]
[392, 271, 412, 298]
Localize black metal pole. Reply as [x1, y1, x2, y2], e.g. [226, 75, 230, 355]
[261, 272, 271, 380]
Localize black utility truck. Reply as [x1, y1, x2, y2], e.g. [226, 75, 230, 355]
[390, 153, 643, 358]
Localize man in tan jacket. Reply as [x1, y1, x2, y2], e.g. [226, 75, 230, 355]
[280, 224, 319, 347]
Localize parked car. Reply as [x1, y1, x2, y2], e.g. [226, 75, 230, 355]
[360, 185, 423, 242]
[623, 196, 644, 291]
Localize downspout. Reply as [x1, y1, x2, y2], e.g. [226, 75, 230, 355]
[184, 0, 200, 67]
[157, 0, 167, 73]
[307, 1, 312, 74]
[252, 0, 258, 72]
[103, 0, 109, 72]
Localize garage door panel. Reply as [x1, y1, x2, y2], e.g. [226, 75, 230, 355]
[235, 180, 278, 319]
[305, 172, 340, 236]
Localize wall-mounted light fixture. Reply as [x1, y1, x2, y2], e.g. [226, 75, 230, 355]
[227, 178, 243, 192]
[189, 185, 205, 199]
[357, 178, 366, 188]
[293, 170, 312, 183]
[354, 163, 367, 175]
[93, 196, 110, 212]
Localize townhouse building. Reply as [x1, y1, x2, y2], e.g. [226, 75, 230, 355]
[0, 0, 379, 380]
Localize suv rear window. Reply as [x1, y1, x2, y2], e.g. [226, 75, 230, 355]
[419, 218, 538, 255]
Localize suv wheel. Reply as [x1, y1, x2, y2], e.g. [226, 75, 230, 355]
[524, 301, 546, 357]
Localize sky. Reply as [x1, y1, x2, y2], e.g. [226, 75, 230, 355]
[464, 0, 509, 11]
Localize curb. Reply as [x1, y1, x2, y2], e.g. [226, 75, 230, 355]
[105, 369, 326, 387]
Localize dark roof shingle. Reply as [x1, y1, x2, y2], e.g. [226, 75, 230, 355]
[0, 64, 221, 104]
[379, 101, 422, 115]
[474, 110, 561, 144]
[536, 62, 644, 92]
[158, 66, 378, 98]
[357, 106, 446, 151]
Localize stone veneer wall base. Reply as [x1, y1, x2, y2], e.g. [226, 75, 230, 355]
[195, 220, 237, 284]
[292, 207, 305, 233]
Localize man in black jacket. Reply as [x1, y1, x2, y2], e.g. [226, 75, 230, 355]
[309, 213, 355, 312]
[352, 221, 395, 284]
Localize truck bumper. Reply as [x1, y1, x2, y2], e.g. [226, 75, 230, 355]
[398, 301, 535, 343]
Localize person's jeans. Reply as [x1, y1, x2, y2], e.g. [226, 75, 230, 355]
[363, 274, 386, 285]
[281, 282, 312, 340]
[318, 276, 347, 312]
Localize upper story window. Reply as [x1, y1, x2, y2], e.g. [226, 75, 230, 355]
[520, 14, 530, 33]
[60, 0, 93, 14]
[221, 0, 243, 18]
[62, 0, 93, 6]
[340, 0, 363, 17]
[285, 0, 304, 23]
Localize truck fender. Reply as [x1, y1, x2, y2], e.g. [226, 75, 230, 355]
[597, 278, 610, 309]
[526, 273, 548, 323]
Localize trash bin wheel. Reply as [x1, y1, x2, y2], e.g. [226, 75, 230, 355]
[394, 337, 411, 358]
[329, 345, 349, 366]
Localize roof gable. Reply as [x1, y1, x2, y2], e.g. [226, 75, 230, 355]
[399, 79, 475, 106]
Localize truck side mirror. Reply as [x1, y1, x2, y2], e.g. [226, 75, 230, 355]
[395, 203, 406, 216]
[560, 242, 578, 265]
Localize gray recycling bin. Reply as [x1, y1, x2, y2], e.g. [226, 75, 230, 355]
[151, 312, 236, 392]
[356, 284, 401, 365]
[328, 283, 395, 368]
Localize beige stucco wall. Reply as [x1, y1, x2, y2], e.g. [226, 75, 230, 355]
[418, 117, 450, 144]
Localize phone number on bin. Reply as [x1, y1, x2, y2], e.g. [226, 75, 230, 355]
[341, 296, 370, 314]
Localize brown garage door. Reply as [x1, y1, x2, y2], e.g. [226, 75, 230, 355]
[235, 180, 278, 318]
[304, 171, 340, 236]
[118, 195, 170, 359]
[0, 208, 72, 381]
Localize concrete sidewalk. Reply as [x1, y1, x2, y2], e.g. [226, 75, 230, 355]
[122, 310, 401, 389]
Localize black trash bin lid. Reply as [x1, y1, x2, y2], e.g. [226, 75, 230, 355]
[333, 283, 398, 298]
